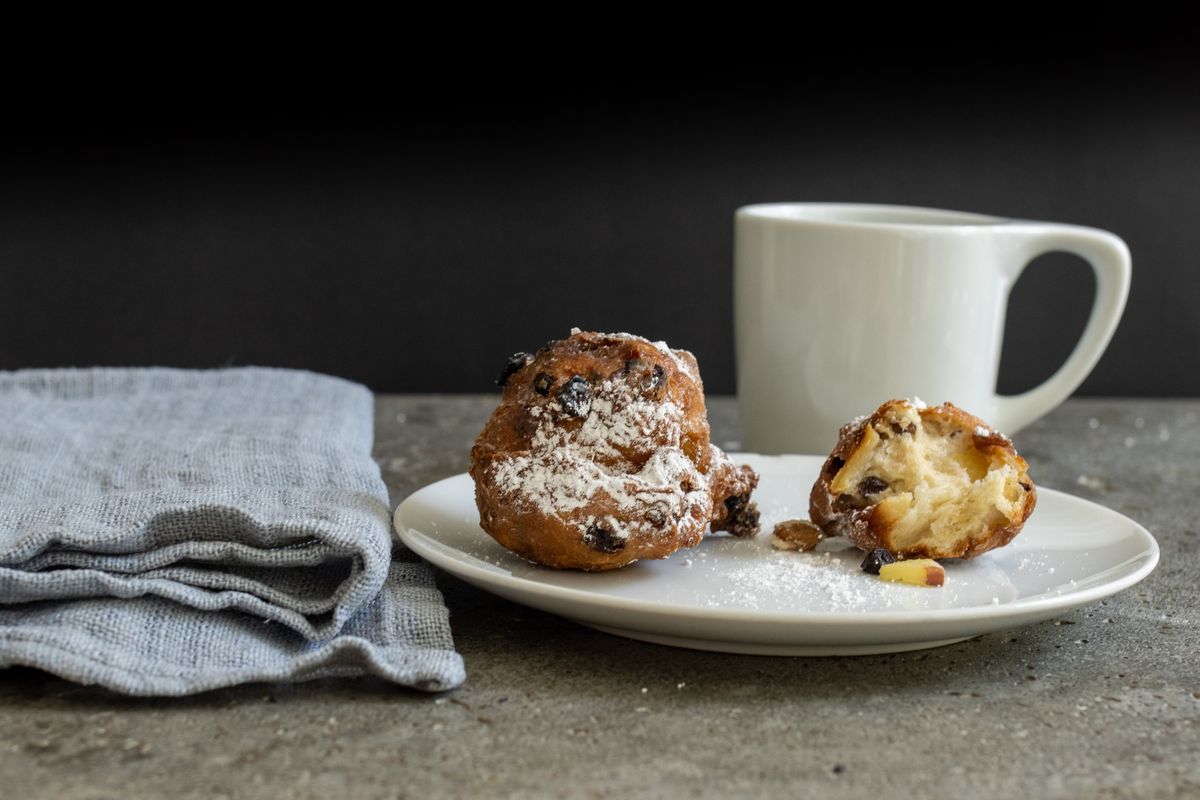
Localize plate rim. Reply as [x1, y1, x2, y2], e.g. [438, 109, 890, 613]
[393, 459, 1160, 627]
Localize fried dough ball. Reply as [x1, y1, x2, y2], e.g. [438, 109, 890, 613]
[810, 399, 1036, 560]
[470, 330, 759, 571]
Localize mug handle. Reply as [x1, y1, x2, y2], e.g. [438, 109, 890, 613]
[991, 223, 1131, 433]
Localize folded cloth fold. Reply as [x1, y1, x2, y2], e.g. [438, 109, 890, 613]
[0, 368, 465, 695]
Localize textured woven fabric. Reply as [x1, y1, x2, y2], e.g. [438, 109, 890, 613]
[0, 368, 464, 695]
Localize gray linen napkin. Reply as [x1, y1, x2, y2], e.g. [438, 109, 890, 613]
[0, 367, 465, 695]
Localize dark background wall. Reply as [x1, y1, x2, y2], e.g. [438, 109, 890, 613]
[2, 47, 1195, 396]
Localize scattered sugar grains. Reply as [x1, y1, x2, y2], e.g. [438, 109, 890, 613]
[710, 549, 868, 610]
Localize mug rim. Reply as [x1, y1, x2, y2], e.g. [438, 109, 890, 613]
[737, 202, 1006, 229]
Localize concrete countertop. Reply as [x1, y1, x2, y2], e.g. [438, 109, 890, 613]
[1, 396, 1196, 799]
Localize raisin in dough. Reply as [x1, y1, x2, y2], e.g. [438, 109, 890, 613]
[809, 399, 1036, 559]
[470, 330, 760, 571]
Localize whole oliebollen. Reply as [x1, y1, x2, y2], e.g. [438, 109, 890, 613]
[470, 330, 760, 570]
[810, 399, 1037, 560]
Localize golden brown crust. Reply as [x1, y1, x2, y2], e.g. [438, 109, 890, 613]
[470, 330, 760, 570]
[809, 399, 1036, 559]
[771, 519, 825, 551]
[707, 447, 761, 538]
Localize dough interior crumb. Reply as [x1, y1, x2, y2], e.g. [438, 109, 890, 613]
[831, 403, 1026, 552]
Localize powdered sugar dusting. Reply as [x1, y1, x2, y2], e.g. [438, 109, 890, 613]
[974, 423, 1011, 442]
[492, 451, 607, 517]
[654, 341, 699, 381]
[533, 393, 679, 461]
[713, 548, 866, 609]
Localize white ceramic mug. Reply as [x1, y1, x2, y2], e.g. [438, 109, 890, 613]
[735, 203, 1131, 454]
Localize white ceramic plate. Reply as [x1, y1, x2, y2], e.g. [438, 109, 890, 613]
[393, 454, 1159, 656]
